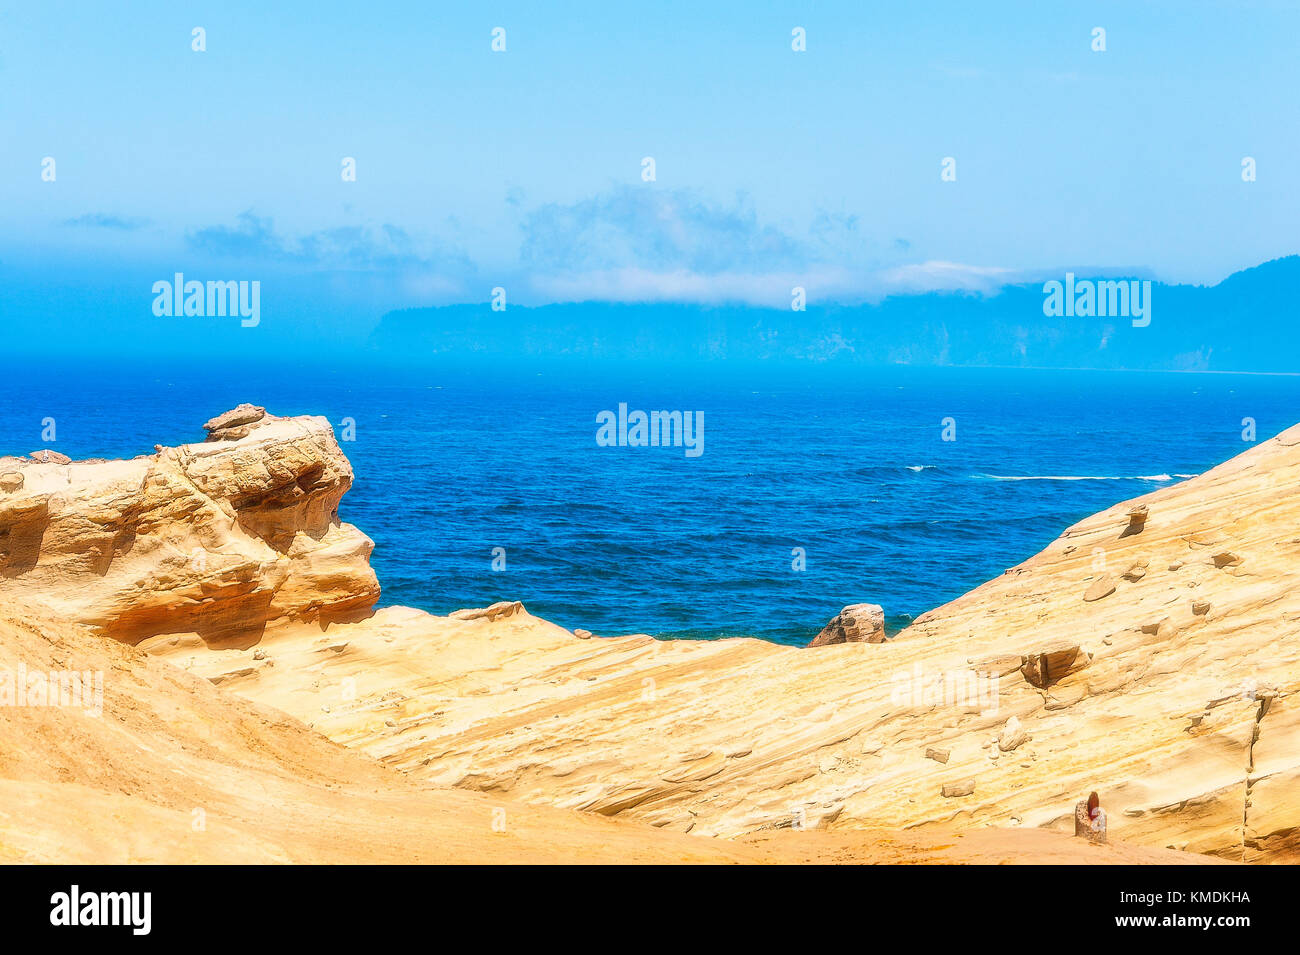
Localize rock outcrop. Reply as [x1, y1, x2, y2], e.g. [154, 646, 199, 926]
[0, 597, 771, 864]
[0, 408, 379, 646]
[27, 449, 71, 465]
[5, 407, 1298, 864]
[809, 602, 886, 646]
[203, 402, 268, 441]
[1, 594, 1208, 864]
[143, 421, 1300, 862]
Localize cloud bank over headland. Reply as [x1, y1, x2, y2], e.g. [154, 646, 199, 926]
[39, 183, 1164, 314]
[513, 187, 1039, 304]
[6, 2, 1299, 362]
[370, 255, 1300, 374]
[6, 168, 1296, 371]
[6, 183, 1060, 361]
[7, 180, 1299, 372]
[164, 185, 1024, 308]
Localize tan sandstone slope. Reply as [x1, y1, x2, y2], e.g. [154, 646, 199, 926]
[0, 597, 768, 864]
[0, 597, 1202, 864]
[3, 406, 1292, 863]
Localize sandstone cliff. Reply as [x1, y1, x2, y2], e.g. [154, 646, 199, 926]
[146, 414, 1299, 862]
[1, 595, 1203, 863]
[0, 597, 764, 863]
[0, 406, 379, 646]
[4, 406, 1293, 863]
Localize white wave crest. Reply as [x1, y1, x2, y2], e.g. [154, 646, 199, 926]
[977, 473, 1180, 482]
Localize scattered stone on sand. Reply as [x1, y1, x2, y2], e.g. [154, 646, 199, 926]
[941, 779, 976, 798]
[925, 746, 951, 764]
[1084, 574, 1116, 601]
[450, 601, 525, 623]
[1121, 559, 1149, 581]
[998, 716, 1030, 752]
[27, 449, 71, 464]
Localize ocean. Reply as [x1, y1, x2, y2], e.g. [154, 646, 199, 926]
[3, 360, 1296, 646]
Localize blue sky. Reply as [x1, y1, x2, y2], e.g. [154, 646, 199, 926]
[2, 0, 1297, 351]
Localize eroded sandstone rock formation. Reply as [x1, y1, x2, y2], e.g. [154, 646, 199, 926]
[0, 596, 776, 864]
[146, 418, 1300, 862]
[0, 409, 379, 646]
[3, 407, 1296, 864]
[808, 602, 887, 646]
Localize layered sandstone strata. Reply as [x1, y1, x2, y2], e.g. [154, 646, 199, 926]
[4, 407, 1296, 863]
[0, 595, 1219, 863]
[151, 417, 1300, 862]
[0, 407, 379, 646]
[0, 597, 767, 864]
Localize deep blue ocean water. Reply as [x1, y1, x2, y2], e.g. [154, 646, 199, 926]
[3, 360, 1296, 646]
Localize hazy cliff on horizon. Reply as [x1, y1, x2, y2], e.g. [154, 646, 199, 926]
[369, 256, 1300, 373]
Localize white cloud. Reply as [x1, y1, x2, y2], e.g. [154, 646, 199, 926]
[878, 260, 1020, 295]
[529, 266, 865, 307]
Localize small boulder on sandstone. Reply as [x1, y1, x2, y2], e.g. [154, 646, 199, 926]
[997, 716, 1030, 752]
[941, 778, 976, 798]
[203, 404, 267, 442]
[808, 603, 886, 647]
[1121, 559, 1149, 581]
[1020, 644, 1086, 688]
[1083, 574, 1116, 602]
[27, 449, 71, 465]
[450, 601, 525, 623]
[1140, 618, 1179, 638]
